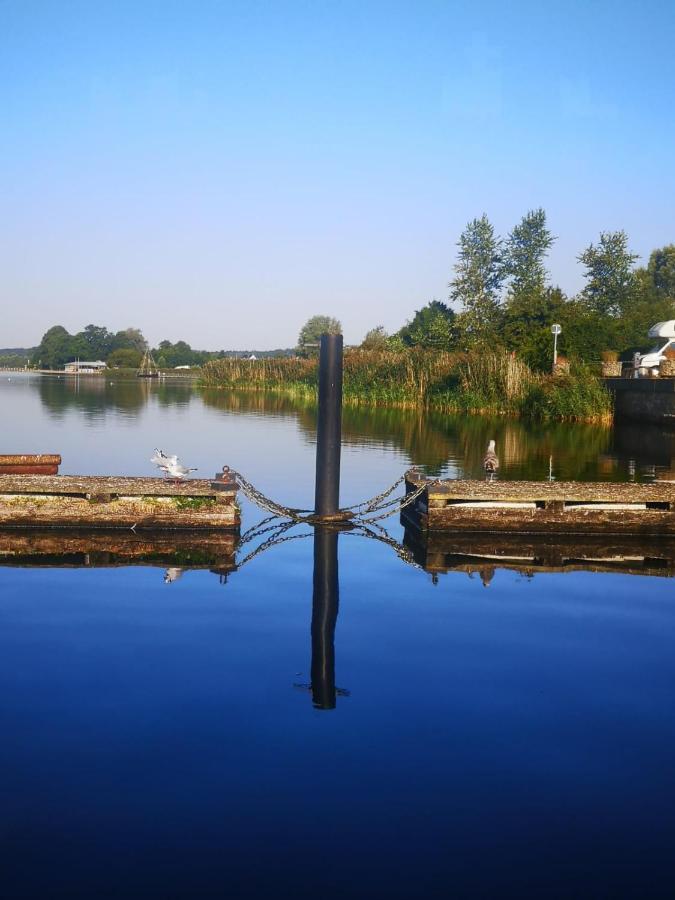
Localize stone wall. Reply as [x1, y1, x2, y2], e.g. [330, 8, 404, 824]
[604, 377, 675, 424]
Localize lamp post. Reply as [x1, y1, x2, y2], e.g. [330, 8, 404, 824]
[551, 323, 562, 369]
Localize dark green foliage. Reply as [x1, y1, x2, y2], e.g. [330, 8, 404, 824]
[648, 245, 675, 299]
[107, 348, 143, 368]
[524, 368, 612, 421]
[399, 301, 456, 350]
[503, 287, 567, 371]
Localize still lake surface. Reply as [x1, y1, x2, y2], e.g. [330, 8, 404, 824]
[2, 374, 675, 898]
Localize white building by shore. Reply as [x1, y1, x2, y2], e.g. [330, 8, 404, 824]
[63, 360, 107, 374]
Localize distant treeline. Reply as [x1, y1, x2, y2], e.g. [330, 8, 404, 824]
[27, 325, 294, 370]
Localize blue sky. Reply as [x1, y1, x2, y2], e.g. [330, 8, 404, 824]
[2, 0, 674, 349]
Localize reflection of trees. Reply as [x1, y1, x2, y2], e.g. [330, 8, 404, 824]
[38, 376, 193, 419]
[37, 379, 672, 481]
[200, 389, 620, 478]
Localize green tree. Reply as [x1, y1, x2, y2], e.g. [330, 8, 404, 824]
[504, 208, 555, 298]
[503, 287, 567, 370]
[78, 324, 114, 359]
[450, 214, 504, 346]
[297, 315, 342, 355]
[361, 326, 388, 350]
[32, 325, 76, 369]
[647, 245, 675, 300]
[578, 231, 639, 316]
[107, 348, 143, 368]
[399, 301, 456, 350]
[111, 327, 147, 352]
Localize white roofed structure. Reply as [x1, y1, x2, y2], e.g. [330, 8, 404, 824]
[648, 321, 675, 339]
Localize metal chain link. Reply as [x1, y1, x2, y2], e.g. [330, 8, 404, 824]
[226, 467, 437, 526]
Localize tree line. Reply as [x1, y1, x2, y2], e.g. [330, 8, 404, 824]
[29, 325, 293, 370]
[358, 212, 675, 370]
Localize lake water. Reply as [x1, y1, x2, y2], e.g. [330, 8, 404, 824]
[2, 374, 675, 898]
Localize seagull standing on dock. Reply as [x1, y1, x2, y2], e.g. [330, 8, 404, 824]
[164, 459, 198, 482]
[483, 440, 499, 479]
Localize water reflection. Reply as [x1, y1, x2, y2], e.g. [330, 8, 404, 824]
[5, 374, 675, 481]
[403, 525, 675, 580]
[37, 374, 194, 420]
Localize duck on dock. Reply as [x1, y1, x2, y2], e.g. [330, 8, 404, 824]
[483, 440, 499, 479]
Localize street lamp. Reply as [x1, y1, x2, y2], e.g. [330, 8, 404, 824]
[551, 323, 561, 369]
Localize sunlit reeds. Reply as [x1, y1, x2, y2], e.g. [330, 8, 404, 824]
[200, 350, 613, 422]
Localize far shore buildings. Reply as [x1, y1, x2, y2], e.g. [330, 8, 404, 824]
[63, 360, 107, 374]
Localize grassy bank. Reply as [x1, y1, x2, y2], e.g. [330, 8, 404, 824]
[200, 350, 613, 423]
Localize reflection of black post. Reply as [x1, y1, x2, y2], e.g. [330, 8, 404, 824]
[311, 526, 339, 709]
[314, 334, 343, 517]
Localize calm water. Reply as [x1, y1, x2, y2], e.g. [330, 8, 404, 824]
[2, 374, 675, 898]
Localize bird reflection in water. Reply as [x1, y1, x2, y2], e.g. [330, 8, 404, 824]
[163, 566, 184, 584]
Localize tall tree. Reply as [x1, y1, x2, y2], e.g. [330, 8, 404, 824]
[450, 214, 504, 345]
[504, 208, 555, 298]
[578, 231, 639, 316]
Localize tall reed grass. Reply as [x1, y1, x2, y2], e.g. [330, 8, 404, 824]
[200, 350, 613, 422]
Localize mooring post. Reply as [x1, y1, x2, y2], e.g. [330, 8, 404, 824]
[310, 526, 339, 709]
[314, 333, 343, 517]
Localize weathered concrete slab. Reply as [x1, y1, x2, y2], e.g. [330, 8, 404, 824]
[0, 476, 240, 530]
[405, 472, 675, 535]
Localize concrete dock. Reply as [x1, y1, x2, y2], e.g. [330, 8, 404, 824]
[0, 474, 239, 530]
[403, 471, 675, 535]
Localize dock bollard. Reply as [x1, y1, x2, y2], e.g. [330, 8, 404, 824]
[314, 333, 343, 518]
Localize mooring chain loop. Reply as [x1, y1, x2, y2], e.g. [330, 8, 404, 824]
[226, 467, 437, 526]
[234, 519, 424, 572]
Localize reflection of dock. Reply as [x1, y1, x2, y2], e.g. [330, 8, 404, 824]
[404, 471, 675, 535]
[0, 475, 239, 530]
[403, 527, 675, 579]
[0, 529, 237, 576]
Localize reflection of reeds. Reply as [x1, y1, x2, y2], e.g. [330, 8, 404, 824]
[200, 350, 613, 423]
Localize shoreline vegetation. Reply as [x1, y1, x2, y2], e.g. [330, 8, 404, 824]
[200, 350, 613, 423]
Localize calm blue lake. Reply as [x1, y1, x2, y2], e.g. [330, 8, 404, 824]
[1, 374, 675, 898]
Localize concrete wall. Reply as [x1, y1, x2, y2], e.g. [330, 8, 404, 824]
[605, 377, 675, 424]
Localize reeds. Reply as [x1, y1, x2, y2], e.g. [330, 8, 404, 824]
[200, 350, 613, 422]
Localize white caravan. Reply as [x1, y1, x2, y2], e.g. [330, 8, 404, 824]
[638, 321, 675, 374]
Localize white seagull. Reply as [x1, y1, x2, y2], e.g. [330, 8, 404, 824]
[150, 448, 178, 476]
[483, 440, 499, 479]
[164, 459, 198, 482]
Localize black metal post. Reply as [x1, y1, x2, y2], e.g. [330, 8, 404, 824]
[314, 333, 343, 517]
[310, 526, 339, 709]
